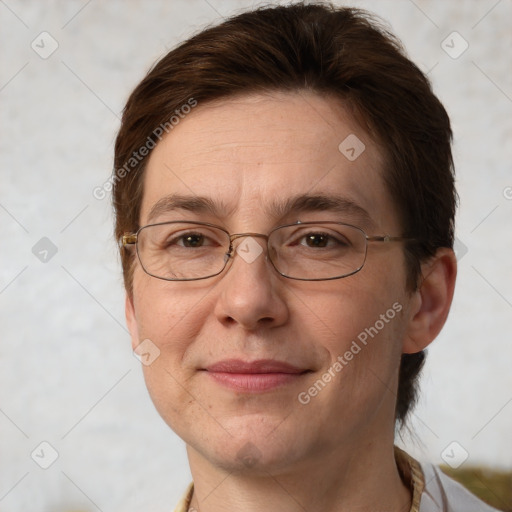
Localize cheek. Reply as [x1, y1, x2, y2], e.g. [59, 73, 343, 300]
[132, 273, 214, 430]
[132, 271, 209, 348]
[298, 260, 408, 389]
[295, 289, 407, 428]
[298, 262, 405, 344]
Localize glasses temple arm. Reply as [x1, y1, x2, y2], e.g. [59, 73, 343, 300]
[121, 233, 138, 247]
[366, 235, 418, 243]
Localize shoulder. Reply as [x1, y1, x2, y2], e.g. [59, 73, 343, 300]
[419, 462, 501, 512]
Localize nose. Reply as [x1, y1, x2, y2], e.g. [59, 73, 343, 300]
[213, 234, 289, 331]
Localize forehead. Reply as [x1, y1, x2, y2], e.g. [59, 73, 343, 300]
[141, 91, 398, 232]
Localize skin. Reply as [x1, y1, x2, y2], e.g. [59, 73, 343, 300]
[126, 91, 457, 512]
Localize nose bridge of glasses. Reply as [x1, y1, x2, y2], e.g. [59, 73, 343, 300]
[226, 232, 273, 265]
[229, 232, 269, 248]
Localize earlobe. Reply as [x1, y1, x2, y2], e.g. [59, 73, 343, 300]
[402, 248, 457, 354]
[125, 292, 140, 351]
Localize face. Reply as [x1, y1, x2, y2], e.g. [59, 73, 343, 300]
[126, 91, 415, 474]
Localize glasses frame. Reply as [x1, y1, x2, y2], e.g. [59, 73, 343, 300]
[121, 220, 417, 282]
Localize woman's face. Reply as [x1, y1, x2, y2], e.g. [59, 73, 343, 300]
[126, 91, 415, 474]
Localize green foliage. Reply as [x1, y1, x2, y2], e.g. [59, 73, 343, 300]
[440, 465, 512, 511]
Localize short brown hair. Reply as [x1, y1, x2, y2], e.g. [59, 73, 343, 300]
[113, 2, 456, 427]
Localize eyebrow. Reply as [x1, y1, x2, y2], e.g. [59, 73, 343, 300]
[146, 193, 374, 227]
[147, 194, 230, 223]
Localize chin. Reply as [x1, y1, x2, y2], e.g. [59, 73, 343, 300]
[184, 415, 307, 474]
[210, 438, 301, 475]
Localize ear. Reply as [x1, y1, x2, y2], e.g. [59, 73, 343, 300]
[402, 248, 457, 354]
[125, 292, 140, 351]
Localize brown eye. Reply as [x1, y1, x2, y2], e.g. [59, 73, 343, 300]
[296, 231, 349, 249]
[304, 233, 329, 248]
[181, 233, 205, 247]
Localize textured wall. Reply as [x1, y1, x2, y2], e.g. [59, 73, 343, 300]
[0, 1, 511, 511]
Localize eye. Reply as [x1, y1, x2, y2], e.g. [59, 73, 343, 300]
[177, 232, 207, 248]
[301, 233, 336, 248]
[295, 231, 350, 249]
[165, 231, 219, 248]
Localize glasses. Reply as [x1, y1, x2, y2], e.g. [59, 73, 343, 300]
[121, 220, 416, 282]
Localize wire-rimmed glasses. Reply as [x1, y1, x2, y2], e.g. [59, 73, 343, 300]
[121, 220, 415, 282]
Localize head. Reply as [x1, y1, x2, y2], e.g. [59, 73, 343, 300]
[113, 2, 457, 470]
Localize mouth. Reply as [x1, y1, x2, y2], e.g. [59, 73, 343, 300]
[202, 359, 311, 392]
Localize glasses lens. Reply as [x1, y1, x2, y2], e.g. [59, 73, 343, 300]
[269, 223, 367, 280]
[137, 223, 230, 280]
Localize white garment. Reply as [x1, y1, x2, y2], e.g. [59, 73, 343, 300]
[420, 462, 501, 511]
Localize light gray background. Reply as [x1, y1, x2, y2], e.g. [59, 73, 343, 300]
[1, 1, 511, 511]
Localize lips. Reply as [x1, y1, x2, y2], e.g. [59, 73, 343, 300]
[203, 359, 309, 392]
[205, 359, 306, 374]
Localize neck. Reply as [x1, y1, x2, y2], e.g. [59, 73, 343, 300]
[187, 439, 411, 512]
